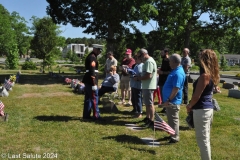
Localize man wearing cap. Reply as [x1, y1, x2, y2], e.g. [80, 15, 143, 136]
[104, 51, 118, 77]
[118, 49, 135, 105]
[82, 44, 103, 120]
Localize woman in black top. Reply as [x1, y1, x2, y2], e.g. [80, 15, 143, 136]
[186, 49, 220, 160]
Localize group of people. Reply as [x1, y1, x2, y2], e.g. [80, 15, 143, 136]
[81, 45, 219, 160]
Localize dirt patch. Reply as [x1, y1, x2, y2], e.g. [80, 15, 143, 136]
[17, 92, 73, 98]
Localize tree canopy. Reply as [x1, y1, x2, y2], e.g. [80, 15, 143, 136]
[30, 17, 61, 72]
[46, 0, 157, 53]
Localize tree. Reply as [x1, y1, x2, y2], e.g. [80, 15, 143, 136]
[220, 55, 229, 71]
[46, 0, 158, 55]
[0, 4, 16, 55]
[5, 43, 19, 69]
[30, 17, 61, 72]
[151, 0, 240, 51]
[10, 11, 31, 56]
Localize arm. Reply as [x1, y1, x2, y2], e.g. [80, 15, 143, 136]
[89, 56, 97, 85]
[183, 58, 191, 73]
[186, 73, 210, 112]
[163, 87, 179, 106]
[135, 62, 154, 81]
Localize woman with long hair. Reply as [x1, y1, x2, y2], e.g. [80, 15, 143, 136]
[186, 49, 220, 160]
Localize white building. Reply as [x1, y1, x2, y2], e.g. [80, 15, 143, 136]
[62, 44, 92, 58]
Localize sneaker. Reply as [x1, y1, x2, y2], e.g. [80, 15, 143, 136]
[118, 101, 126, 105]
[134, 113, 142, 118]
[162, 136, 171, 140]
[168, 138, 178, 144]
[127, 101, 132, 105]
[142, 117, 149, 123]
[144, 120, 154, 128]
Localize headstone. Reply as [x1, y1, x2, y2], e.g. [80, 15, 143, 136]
[228, 89, 240, 99]
[102, 100, 118, 112]
[223, 83, 235, 89]
[233, 82, 239, 85]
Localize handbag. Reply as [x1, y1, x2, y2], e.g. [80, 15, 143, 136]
[186, 111, 194, 128]
[212, 98, 220, 111]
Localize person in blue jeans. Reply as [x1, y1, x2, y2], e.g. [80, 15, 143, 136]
[129, 54, 143, 118]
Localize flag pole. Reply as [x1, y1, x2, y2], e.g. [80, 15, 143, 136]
[153, 124, 155, 147]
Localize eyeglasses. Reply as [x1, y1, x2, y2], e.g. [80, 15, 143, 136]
[138, 53, 143, 58]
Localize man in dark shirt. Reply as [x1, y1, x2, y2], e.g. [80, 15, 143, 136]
[158, 49, 172, 113]
[82, 44, 103, 120]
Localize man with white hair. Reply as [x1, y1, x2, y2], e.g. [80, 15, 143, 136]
[181, 48, 192, 104]
[134, 48, 157, 128]
[162, 53, 185, 143]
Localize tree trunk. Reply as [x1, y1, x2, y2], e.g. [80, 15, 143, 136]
[184, 22, 192, 48]
[106, 23, 115, 53]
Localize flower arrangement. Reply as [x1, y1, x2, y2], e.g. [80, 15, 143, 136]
[9, 75, 16, 82]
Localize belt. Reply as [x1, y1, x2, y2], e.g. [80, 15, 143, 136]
[86, 70, 98, 72]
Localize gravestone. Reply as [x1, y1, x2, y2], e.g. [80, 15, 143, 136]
[228, 89, 240, 99]
[222, 83, 235, 89]
[102, 98, 119, 112]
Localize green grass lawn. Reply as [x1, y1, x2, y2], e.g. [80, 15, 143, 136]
[1, 73, 240, 160]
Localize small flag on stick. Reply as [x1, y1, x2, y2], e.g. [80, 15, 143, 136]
[154, 112, 175, 135]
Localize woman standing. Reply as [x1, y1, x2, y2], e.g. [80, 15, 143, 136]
[186, 49, 219, 160]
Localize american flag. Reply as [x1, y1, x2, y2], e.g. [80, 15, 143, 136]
[154, 112, 175, 135]
[0, 101, 5, 116]
[4, 80, 12, 90]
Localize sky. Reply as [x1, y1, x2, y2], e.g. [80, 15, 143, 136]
[0, 0, 156, 39]
[1, 0, 209, 39]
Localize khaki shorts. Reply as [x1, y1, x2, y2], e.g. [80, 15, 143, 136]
[142, 89, 154, 106]
[120, 75, 131, 91]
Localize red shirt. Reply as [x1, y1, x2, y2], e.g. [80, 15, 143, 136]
[121, 58, 135, 76]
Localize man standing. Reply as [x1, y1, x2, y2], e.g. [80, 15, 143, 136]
[162, 54, 185, 143]
[158, 49, 172, 113]
[134, 48, 157, 128]
[118, 49, 135, 105]
[105, 51, 118, 77]
[181, 48, 191, 104]
[82, 44, 103, 120]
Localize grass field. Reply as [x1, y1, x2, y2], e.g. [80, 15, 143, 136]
[0, 71, 240, 160]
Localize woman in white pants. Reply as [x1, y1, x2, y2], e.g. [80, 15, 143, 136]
[186, 49, 220, 160]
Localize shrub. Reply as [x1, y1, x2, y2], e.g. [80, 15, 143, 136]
[21, 61, 37, 70]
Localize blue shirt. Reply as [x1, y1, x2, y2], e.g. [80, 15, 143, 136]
[102, 73, 120, 88]
[162, 66, 185, 105]
[130, 63, 143, 89]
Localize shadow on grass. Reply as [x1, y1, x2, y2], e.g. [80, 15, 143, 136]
[34, 115, 80, 122]
[103, 134, 145, 145]
[102, 135, 157, 154]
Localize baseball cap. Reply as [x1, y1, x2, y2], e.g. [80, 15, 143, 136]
[125, 49, 132, 55]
